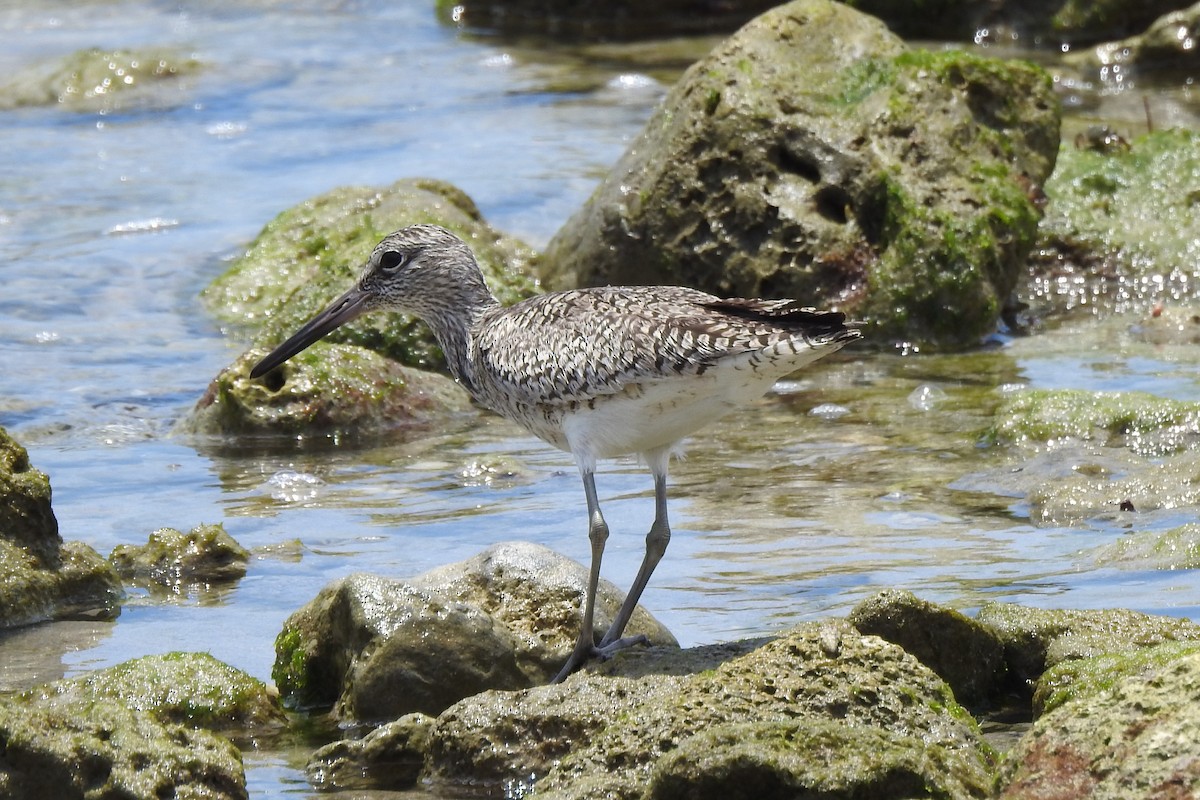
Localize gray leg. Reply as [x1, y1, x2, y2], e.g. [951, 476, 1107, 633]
[552, 469, 608, 683]
[597, 470, 671, 650]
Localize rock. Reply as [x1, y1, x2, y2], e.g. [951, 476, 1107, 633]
[425, 623, 995, 799]
[203, 178, 539, 373]
[0, 47, 201, 112]
[0, 426, 122, 629]
[272, 542, 676, 722]
[849, 589, 1006, 707]
[193, 178, 538, 434]
[1029, 129, 1200, 320]
[541, 0, 1059, 350]
[109, 523, 250, 591]
[0, 651, 278, 799]
[0, 697, 247, 800]
[997, 650, 1200, 799]
[28, 651, 287, 738]
[1067, 2, 1200, 76]
[1092, 523, 1200, 570]
[1033, 640, 1200, 715]
[180, 343, 473, 436]
[644, 719, 985, 800]
[987, 388, 1200, 457]
[307, 712, 433, 791]
[976, 602, 1200, 685]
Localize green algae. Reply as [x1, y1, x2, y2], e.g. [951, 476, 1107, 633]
[987, 388, 1200, 456]
[0, 47, 202, 111]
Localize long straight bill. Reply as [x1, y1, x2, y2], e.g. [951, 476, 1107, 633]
[249, 287, 370, 379]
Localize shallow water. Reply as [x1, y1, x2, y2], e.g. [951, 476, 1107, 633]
[1, 1, 1199, 797]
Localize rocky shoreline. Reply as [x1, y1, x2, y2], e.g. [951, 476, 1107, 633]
[4, 0, 1200, 797]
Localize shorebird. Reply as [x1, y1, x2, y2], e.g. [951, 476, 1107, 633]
[250, 224, 860, 682]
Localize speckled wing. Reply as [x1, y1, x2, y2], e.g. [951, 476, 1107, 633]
[471, 285, 854, 409]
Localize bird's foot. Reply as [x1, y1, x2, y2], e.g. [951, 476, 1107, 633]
[550, 633, 651, 684]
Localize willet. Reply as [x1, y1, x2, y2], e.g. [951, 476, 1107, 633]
[250, 224, 861, 682]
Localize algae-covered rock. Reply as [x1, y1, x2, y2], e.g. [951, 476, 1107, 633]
[977, 602, 1200, 684]
[849, 589, 1006, 707]
[0, 693, 247, 800]
[272, 542, 675, 722]
[181, 343, 474, 436]
[307, 712, 433, 791]
[1033, 639, 1200, 715]
[203, 178, 539, 373]
[1092, 523, 1200, 570]
[426, 623, 995, 799]
[987, 388, 1200, 457]
[1030, 129, 1200, 318]
[541, 0, 1059, 350]
[0, 426, 122, 629]
[109, 523, 250, 590]
[30, 651, 287, 737]
[644, 718, 985, 800]
[1, 425, 60, 561]
[0, 47, 201, 112]
[997, 650, 1200, 799]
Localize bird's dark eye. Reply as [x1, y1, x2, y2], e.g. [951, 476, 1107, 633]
[378, 250, 406, 272]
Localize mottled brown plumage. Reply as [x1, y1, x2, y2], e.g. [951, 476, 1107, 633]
[251, 224, 860, 682]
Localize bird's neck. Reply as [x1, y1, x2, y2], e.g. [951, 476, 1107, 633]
[423, 289, 499, 397]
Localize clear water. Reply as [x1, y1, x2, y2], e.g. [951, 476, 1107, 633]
[1, 2, 1198, 797]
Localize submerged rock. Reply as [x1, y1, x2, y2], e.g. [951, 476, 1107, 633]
[849, 589, 1007, 707]
[541, 0, 1059, 350]
[109, 522, 250, 591]
[998, 649, 1200, 799]
[272, 541, 675, 722]
[0, 47, 201, 112]
[308, 712, 433, 791]
[0, 652, 278, 800]
[1092, 522, 1200, 571]
[0, 426, 122, 629]
[987, 388, 1200, 457]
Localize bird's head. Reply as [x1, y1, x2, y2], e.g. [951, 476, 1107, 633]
[249, 224, 488, 379]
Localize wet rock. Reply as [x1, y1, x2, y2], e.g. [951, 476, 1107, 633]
[425, 623, 995, 798]
[203, 178, 539, 373]
[541, 0, 1059, 350]
[997, 649, 1200, 798]
[1029, 129, 1200, 319]
[1092, 522, 1200, 570]
[1033, 639, 1200, 715]
[976, 602, 1200, 685]
[109, 522, 250, 591]
[849, 589, 1007, 707]
[29, 651, 287, 738]
[0, 652, 277, 799]
[180, 343, 473, 436]
[0, 47, 201, 112]
[644, 719, 984, 800]
[0, 697, 247, 800]
[988, 388, 1200, 457]
[1067, 2, 1200, 77]
[0, 426, 122, 629]
[307, 712, 433, 791]
[272, 541, 675, 722]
